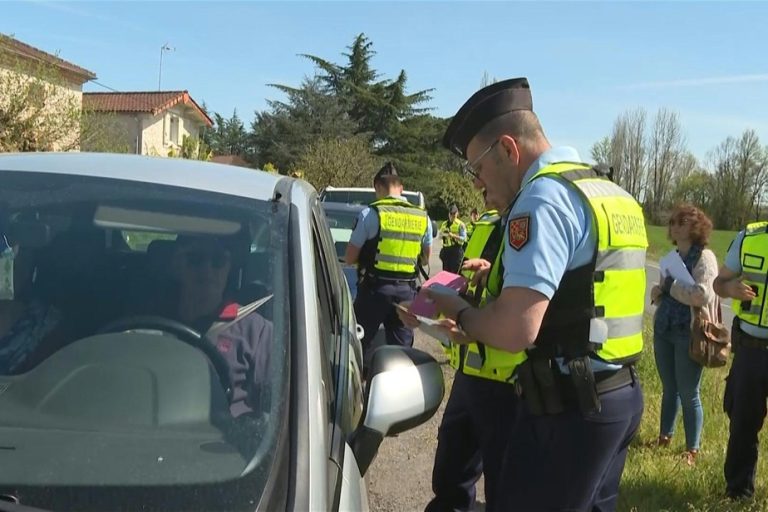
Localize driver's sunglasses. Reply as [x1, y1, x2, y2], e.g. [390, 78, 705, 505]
[669, 217, 689, 227]
[463, 139, 500, 180]
[184, 250, 230, 269]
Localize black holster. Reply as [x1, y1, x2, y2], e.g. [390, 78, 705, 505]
[517, 359, 564, 416]
[567, 356, 601, 415]
[516, 356, 601, 416]
[731, 317, 741, 354]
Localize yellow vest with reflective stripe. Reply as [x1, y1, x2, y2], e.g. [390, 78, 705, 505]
[368, 197, 428, 277]
[446, 211, 527, 382]
[734, 221, 768, 327]
[440, 220, 465, 248]
[466, 221, 477, 242]
[489, 162, 647, 364]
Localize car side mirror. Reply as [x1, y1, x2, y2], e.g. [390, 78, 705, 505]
[350, 346, 444, 476]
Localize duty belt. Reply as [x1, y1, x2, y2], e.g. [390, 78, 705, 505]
[734, 327, 768, 351]
[732, 318, 768, 352]
[516, 358, 636, 416]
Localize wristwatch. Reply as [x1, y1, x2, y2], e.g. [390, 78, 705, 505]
[456, 306, 472, 333]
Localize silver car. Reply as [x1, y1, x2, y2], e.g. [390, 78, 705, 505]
[0, 153, 444, 512]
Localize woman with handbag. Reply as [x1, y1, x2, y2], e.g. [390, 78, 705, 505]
[650, 204, 718, 465]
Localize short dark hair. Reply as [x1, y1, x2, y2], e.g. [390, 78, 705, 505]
[374, 161, 402, 188]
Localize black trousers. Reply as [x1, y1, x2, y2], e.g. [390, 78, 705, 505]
[724, 343, 768, 499]
[440, 245, 464, 274]
[425, 371, 518, 512]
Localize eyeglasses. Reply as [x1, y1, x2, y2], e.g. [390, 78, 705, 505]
[183, 250, 230, 269]
[463, 139, 500, 180]
[669, 218, 689, 226]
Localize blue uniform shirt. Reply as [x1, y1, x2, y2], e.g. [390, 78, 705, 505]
[501, 147, 619, 372]
[349, 195, 433, 249]
[456, 222, 467, 243]
[725, 229, 768, 339]
[502, 147, 594, 298]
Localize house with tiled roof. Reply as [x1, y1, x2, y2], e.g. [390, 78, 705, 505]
[0, 33, 96, 151]
[82, 90, 213, 156]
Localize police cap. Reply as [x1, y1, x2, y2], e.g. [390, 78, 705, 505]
[442, 77, 533, 159]
[374, 161, 399, 184]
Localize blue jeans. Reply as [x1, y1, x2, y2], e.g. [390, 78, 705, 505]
[653, 322, 704, 450]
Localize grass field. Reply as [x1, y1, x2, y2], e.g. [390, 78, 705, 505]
[618, 315, 768, 511]
[645, 224, 738, 264]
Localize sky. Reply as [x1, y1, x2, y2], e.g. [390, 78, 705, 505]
[2, 0, 767, 162]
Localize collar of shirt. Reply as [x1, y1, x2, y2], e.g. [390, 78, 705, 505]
[520, 146, 582, 188]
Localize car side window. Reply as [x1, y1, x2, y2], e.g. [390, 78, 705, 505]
[311, 210, 340, 405]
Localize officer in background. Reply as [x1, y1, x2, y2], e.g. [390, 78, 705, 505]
[714, 222, 767, 501]
[439, 205, 466, 273]
[423, 206, 524, 512]
[422, 77, 646, 510]
[466, 208, 480, 243]
[345, 162, 432, 359]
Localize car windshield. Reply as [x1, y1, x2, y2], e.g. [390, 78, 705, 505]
[323, 208, 359, 259]
[0, 170, 289, 511]
[322, 189, 420, 207]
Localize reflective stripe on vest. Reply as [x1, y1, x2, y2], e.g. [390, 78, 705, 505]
[488, 162, 646, 364]
[447, 211, 527, 382]
[440, 220, 465, 247]
[734, 221, 768, 327]
[371, 199, 428, 276]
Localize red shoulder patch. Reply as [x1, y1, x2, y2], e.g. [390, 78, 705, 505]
[508, 215, 530, 251]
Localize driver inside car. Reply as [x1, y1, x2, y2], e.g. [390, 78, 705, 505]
[168, 235, 273, 418]
[0, 236, 64, 375]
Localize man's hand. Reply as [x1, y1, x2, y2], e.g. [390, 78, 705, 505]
[425, 288, 471, 320]
[395, 301, 472, 344]
[715, 266, 757, 301]
[462, 258, 491, 287]
[395, 301, 420, 329]
[434, 317, 472, 344]
[724, 279, 756, 301]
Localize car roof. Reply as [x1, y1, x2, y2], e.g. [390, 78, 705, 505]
[321, 201, 366, 213]
[323, 186, 422, 196]
[0, 152, 286, 202]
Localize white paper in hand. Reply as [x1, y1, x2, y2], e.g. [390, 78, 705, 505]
[396, 304, 451, 347]
[659, 250, 695, 286]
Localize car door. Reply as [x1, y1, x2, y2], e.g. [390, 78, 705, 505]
[310, 201, 367, 511]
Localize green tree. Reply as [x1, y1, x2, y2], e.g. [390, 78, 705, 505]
[708, 130, 768, 229]
[670, 170, 715, 212]
[299, 33, 433, 145]
[293, 135, 378, 191]
[202, 109, 249, 158]
[1, 46, 80, 151]
[252, 77, 359, 171]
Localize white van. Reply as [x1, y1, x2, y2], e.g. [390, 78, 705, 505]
[320, 186, 426, 209]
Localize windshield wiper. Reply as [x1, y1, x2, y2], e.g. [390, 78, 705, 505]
[0, 499, 53, 512]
